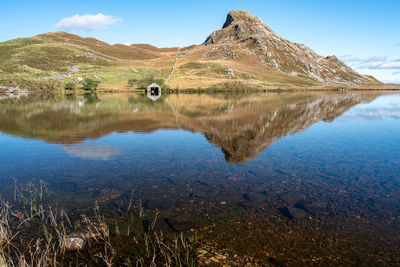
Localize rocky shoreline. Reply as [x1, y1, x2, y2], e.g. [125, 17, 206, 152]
[0, 86, 29, 100]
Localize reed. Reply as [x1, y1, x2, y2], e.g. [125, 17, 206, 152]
[0, 180, 198, 266]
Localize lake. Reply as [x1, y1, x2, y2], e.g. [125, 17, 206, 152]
[0, 91, 399, 265]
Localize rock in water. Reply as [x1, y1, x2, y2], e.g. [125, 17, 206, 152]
[287, 206, 307, 219]
[0, 256, 7, 267]
[279, 205, 307, 219]
[63, 231, 88, 250]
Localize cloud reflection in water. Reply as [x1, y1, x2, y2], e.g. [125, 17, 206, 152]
[63, 143, 122, 160]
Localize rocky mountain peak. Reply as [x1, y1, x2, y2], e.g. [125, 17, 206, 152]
[222, 10, 263, 28]
[205, 10, 276, 45]
[202, 10, 371, 85]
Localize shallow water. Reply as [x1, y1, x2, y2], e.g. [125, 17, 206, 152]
[0, 92, 399, 265]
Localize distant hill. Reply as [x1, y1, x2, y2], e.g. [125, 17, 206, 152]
[130, 44, 179, 53]
[37, 31, 159, 60]
[0, 11, 391, 91]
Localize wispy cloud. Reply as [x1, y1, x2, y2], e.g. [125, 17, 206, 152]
[55, 13, 122, 31]
[341, 55, 400, 70]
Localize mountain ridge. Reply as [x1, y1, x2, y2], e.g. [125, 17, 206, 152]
[200, 10, 368, 85]
[0, 10, 392, 91]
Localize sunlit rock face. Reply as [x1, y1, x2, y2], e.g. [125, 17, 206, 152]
[0, 93, 377, 163]
[203, 10, 368, 85]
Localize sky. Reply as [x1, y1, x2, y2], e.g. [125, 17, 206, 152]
[0, 0, 399, 83]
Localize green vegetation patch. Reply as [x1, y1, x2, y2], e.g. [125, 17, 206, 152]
[12, 43, 112, 72]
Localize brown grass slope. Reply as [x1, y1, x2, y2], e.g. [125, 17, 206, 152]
[131, 43, 179, 53]
[37, 31, 159, 60]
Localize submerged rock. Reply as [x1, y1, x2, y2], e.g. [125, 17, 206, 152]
[242, 192, 268, 208]
[279, 192, 305, 204]
[279, 205, 307, 219]
[146, 198, 177, 209]
[63, 230, 88, 250]
[165, 215, 194, 232]
[287, 206, 307, 219]
[95, 188, 123, 202]
[197, 244, 264, 266]
[0, 256, 7, 267]
[303, 201, 327, 215]
[246, 192, 267, 202]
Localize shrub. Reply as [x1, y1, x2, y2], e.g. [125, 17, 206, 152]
[64, 82, 76, 91]
[82, 78, 100, 92]
[128, 78, 137, 88]
[127, 75, 165, 89]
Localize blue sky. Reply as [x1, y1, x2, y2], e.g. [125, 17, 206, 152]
[1, 0, 399, 83]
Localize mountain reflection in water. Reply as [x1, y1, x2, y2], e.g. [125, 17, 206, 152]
[0, 92, 377, 163]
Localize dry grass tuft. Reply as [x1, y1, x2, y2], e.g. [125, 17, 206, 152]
[0, 180, 198, 266]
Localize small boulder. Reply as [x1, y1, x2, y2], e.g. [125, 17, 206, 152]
[280, 192, 305, 204]
[0, 256, 7, 267]
[165, 215, 193, 232]
[279, 205, 307, 219]
[66, 66, 79, 75]
[288, 206, 307, 219]
[96, 188, 123, 203]
[63, 230, 87, 250]
[303, 201, 327, 215]
[225, 68, 235, 77]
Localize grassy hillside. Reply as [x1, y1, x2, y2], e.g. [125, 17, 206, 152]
[37, 32, 159, 60]
[0, 29, 392, 92]
[0, 35, 173, 91]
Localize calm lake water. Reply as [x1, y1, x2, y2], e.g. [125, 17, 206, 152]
[0, 91, 399, 265]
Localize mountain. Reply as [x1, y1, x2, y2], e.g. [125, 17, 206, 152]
[178, 11, 370, 86]
[0, 10, 390, 91]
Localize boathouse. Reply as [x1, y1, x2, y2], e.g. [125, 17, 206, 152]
[146, 83, 162, 101]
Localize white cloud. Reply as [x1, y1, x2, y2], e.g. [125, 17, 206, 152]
[55, 13, 122, 31]
[340, 55, 400, 83]
[341, 56, 400, 70]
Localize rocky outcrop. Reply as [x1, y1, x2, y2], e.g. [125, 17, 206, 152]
[202, 10, 371, 85]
